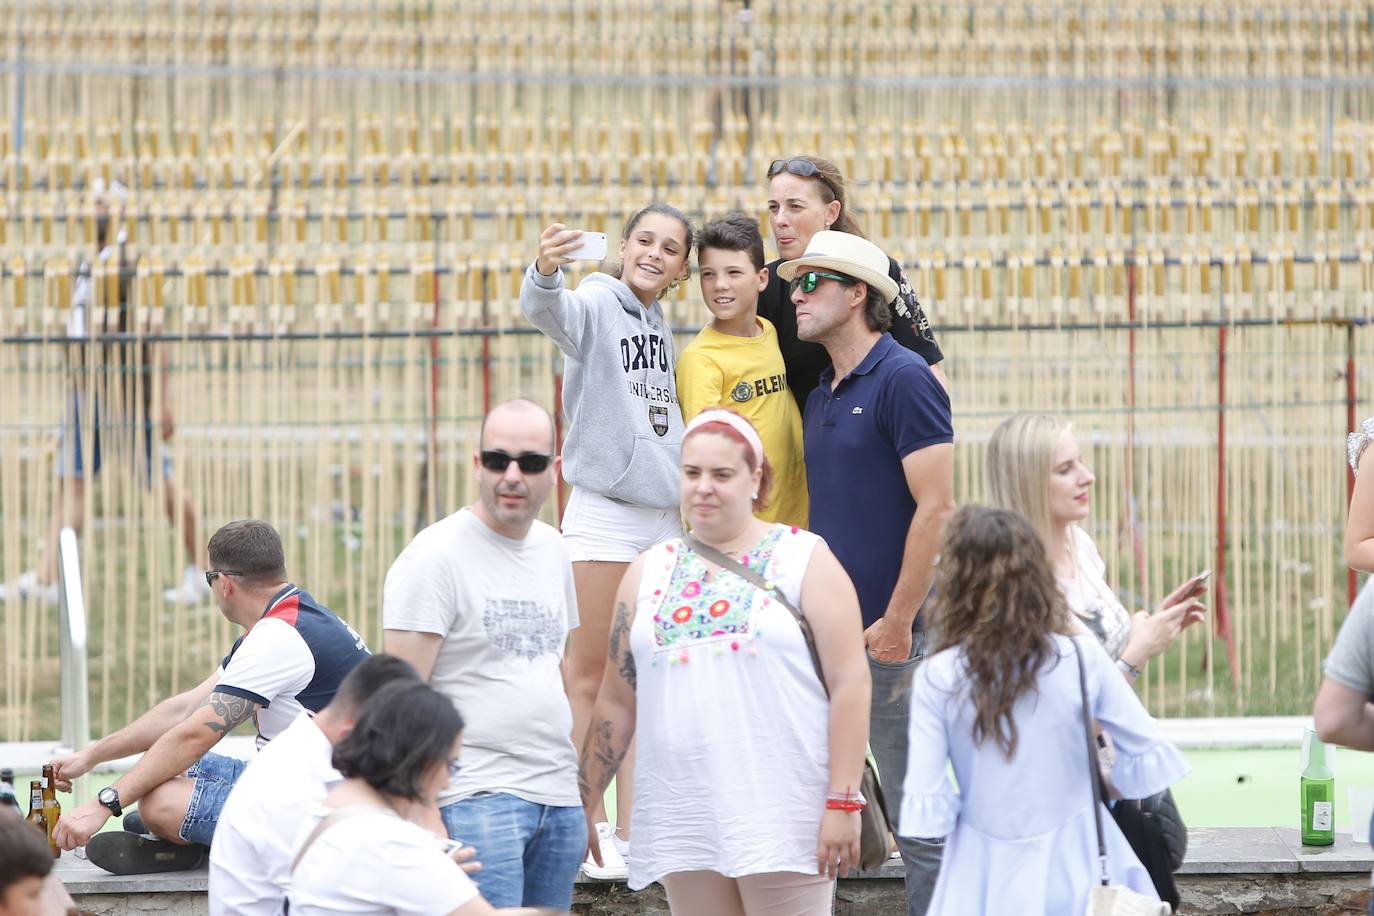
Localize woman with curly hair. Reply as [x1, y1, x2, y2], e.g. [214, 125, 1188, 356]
[897, 506, 1188, 914]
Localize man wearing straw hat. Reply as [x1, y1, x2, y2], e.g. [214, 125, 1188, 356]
[779, 231, 956, 915]
[383, 398, 584, 912]
[46, 519, 370, 874]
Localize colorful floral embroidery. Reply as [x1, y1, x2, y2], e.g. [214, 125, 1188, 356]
[652, 527, 785, 651]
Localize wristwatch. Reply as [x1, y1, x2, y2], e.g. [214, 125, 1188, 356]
[97, 786, 123, 818]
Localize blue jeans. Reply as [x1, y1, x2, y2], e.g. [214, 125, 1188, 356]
[440, 793, 584, 909]
[180, 751, 248, 845]
[869, 631, 943, 916]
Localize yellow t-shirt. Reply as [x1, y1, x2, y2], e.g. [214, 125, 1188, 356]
[675, 318, 809, 528]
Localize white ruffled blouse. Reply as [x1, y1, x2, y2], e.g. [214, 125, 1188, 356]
[899, 634, 1189, 915]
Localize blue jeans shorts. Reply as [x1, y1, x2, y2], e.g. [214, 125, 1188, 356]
[180, 751, 248, 845]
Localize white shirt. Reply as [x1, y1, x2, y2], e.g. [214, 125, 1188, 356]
[209, 711, 340, 916]
[382, 509, 580, 807]
[286, 809, 479, 916]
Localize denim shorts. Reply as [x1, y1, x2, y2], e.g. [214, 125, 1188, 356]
[180, 751, 248, 846]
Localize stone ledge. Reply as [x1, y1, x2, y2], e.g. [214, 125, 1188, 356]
[58, 827, 1374, 916]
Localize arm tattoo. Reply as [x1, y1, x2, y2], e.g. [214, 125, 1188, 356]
[577, 717, 633, 806]
[200, 691, 257, 737]
[607, 600, 637, 691]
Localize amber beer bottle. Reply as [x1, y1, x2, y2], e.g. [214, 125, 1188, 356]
[40, 765, 61, 858]
[26, 781, 45, 835]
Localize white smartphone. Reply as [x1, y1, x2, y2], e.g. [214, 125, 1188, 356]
[566, 231, 608, 261]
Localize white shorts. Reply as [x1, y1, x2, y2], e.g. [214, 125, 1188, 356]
[561, 487, 683, 563]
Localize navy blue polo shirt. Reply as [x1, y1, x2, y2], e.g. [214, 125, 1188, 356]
[803, 334, 953, 628]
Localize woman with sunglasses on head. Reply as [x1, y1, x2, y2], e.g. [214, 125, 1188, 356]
[578, 409, 871, 915]
[521, 203, 695, 877]
[761, 156, 947, 407]
[899, 506, 1187, 914]
[287, 680, 550, 915]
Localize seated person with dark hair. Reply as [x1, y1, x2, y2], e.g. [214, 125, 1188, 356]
[49, 519, 370, 875]
[287, 681, 551, 916]
[0, 808, 78, 916]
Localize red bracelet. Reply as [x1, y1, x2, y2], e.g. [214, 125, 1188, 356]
[825, 799, 867, 812]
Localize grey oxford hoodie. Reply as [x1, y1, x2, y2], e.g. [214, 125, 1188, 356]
[521, 264, 683, 510]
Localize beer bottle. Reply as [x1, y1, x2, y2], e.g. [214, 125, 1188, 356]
[41, 765, 61, 858]
[0, 768, 20, 815]
[26, 781, 45, 835]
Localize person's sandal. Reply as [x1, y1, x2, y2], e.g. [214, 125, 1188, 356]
[84, 832, 207, 875]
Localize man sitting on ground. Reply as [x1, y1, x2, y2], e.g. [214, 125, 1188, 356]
[49, 519, 370, 874]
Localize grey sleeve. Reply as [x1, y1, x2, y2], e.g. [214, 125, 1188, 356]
[519, 263, 596, 360]
[1324, 585, 1374, 695]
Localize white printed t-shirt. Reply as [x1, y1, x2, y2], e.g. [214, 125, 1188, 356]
[208, 711, 339, 916]
[286, 810, 479, 916]
[216, 585, 370, 748]
[382, 508, 580, 807]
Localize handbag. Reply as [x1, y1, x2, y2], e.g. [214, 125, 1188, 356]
[683, 532, 894, 871]
[1073, 642, 1171, 916]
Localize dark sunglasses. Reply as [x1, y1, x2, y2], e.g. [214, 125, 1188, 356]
[788, 271, 855, 296]
[768, 158, 822, 179]
[479, 450, 553, 474]
[204, 569, 243, 587]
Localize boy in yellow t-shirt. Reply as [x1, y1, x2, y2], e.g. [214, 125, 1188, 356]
[676, 213, 808, 527]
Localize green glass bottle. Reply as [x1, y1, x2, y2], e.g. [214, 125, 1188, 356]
[1301, 728, 1335, 846]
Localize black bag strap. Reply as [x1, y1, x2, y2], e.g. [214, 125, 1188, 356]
[1074, 640, 1111, 887]
[682, 531, 828, 698]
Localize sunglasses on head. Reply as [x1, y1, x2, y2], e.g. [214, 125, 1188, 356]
[480, 450, 553, 474]
[788, 271, 855, 296]
[768, 158, 822, 179]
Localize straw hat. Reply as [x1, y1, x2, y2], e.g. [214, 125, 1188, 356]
[776, 230, 899, 305]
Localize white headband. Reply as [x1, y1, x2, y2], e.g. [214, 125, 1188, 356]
[685, 409, 765, 469]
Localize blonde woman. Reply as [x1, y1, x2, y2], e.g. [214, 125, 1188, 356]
[985, 414, 1207, 683]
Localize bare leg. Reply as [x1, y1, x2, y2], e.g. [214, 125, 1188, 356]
[567, 560, 631, 832]
[38, 478, 85, 584]
[135, 777, 195, 845]
[161, 474, 203, 568]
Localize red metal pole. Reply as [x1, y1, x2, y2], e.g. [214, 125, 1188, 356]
[1215, 325, 1241, 689]
[1348, 322, 1358, 610]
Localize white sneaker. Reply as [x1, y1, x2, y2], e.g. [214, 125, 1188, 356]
[580, 822, 628, 880]
[163, 566, 211, 605]
[0, 571, 58, 606]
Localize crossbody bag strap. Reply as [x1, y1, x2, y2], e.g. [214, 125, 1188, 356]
[290, 805, 388, 874]
[1074, 640, 1110, 887]
[682, 531, 829, 697]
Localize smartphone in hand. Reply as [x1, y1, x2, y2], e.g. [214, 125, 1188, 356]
[565, 232, 608, 261]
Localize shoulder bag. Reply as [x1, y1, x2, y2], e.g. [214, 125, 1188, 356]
[1074, 641, 1172, 916]
[683, 532, 894, 871]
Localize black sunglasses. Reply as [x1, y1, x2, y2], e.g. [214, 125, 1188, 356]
[788, 271, 856, 296]
[480, 450, 554, 474]
[205, 569, 244, 587]
[768, 158, 822, 179]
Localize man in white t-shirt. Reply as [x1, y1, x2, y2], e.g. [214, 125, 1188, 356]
[48, 519, 370, 874]
[208, 654, 420, 916]
[384, 399, 584, 911]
